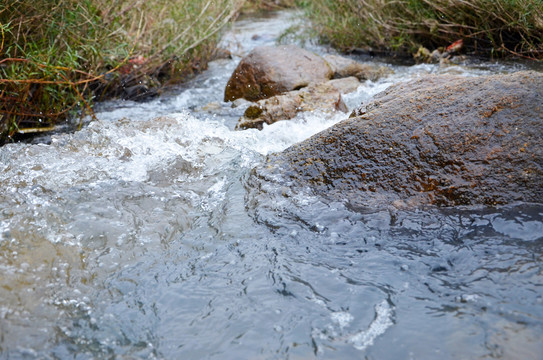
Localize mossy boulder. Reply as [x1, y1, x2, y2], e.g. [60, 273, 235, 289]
[257, 71, 543, 208]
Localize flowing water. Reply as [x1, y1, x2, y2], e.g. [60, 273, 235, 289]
[1, 11, 542, 360]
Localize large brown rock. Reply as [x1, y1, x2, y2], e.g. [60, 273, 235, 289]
[258, 71, 543, 208]
[236, 77, 360, 130]
[224, 45, 333, 102]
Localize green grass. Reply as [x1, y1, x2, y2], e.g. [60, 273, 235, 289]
[0, 0, 245, 142]
[301, 0, 543, 58]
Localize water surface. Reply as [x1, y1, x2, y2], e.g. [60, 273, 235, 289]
[1, 10, 542, 360]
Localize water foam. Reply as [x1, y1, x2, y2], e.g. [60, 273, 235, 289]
[348, 300, 394, 351]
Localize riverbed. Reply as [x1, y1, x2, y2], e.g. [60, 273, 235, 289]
[1, 10, 542, 359]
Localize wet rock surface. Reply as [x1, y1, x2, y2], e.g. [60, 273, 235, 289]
[224, 45, 333, 102]
[323, 54, 392, 81]
[258, 71, 543, 208]
[236, 77, 360, 130]
[226, 46, 396, 129]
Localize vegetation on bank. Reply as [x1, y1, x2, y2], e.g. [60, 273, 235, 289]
[0, 0, 300, 143]
[302, 0, 543, 59]
[0, 0, 272, 142]
[244, 0, 298, 11]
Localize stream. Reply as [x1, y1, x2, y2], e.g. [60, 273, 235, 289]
[1, 10, 542, 359]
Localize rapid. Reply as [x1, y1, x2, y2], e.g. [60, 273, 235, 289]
[1, 11, 542, 359]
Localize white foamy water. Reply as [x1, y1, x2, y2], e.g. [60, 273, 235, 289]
[349, 300, 394, 351]
[1, 109, 349, 190]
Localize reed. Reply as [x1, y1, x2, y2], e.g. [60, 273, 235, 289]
[302, 0, 543, 58]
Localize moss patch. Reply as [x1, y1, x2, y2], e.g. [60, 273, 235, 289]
[244, 105, 264, 119]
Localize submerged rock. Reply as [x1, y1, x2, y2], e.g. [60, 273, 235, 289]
[323, 54, 392, 81]
[236, 77, 360, 130]
[224, 45, 333, 102]
[258, 71, 543, 208]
